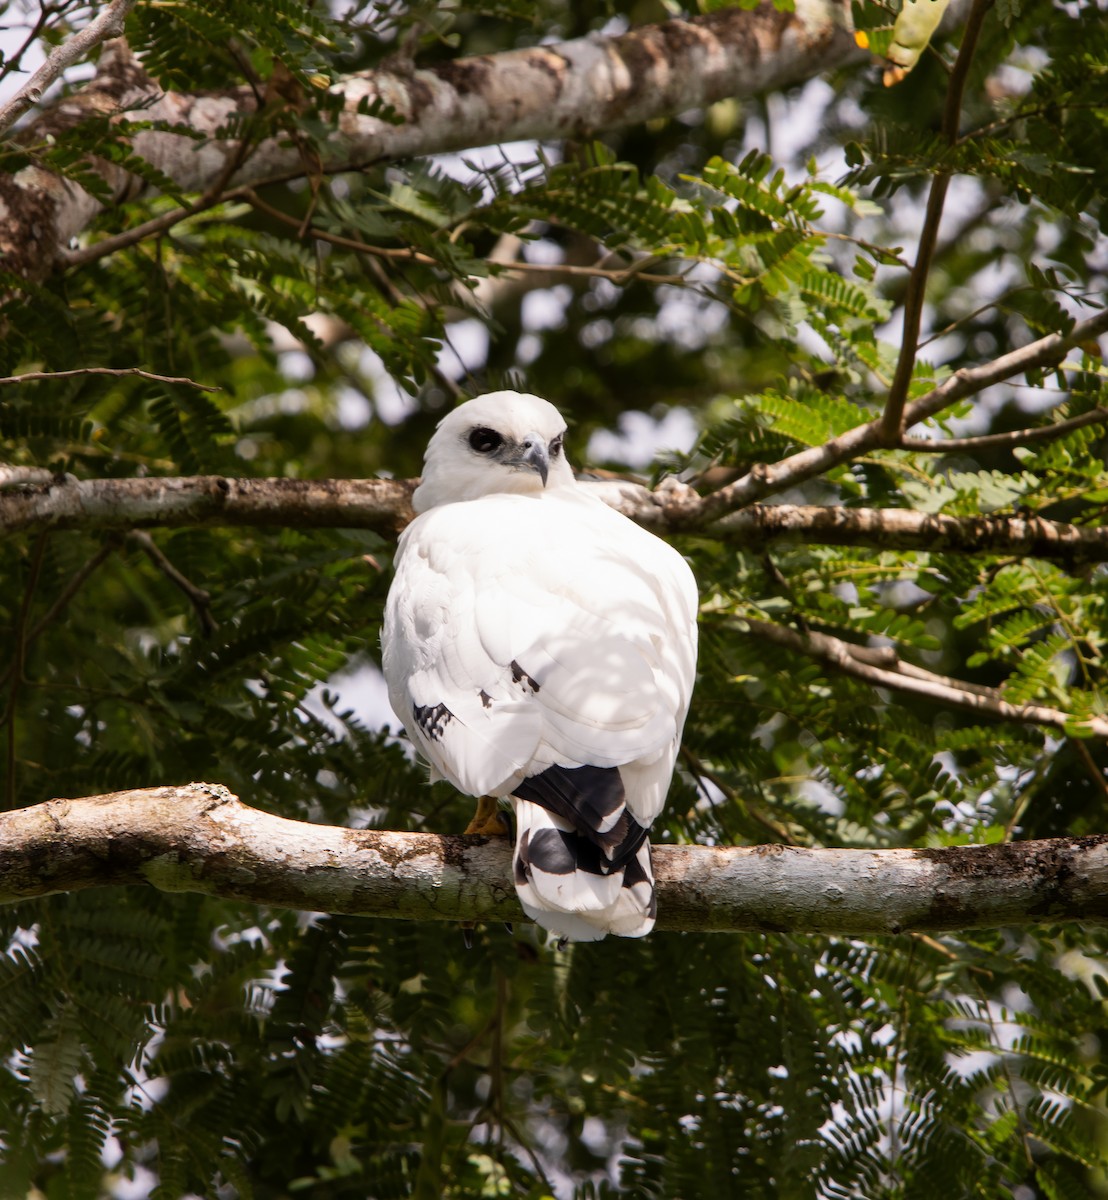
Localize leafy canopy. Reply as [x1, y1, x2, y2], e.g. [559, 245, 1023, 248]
[2, 0, 1108, 1196]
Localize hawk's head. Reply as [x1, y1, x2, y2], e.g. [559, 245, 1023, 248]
[413, 391, 576, 512]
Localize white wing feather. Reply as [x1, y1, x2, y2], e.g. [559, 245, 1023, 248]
[383, 488, 696, 814]
[383, 480, 697, 941]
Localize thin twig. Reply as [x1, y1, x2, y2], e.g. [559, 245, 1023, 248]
[30, 547, 116, 638]
[62, 192, 247, 269]
[62, 125, 263, 272]
[974, 976, 1037, 1172]
[128, 531, 218, 633]
[499, 1111, 556, 1194]
[879, 0, 993, 444]
[887, 938, 917, 1172]
[0, 539, 117, 692]
[1072, 737, 1108, 800]
[908, 932, 994, 978]
[680, 745, 794, 843]
[900, 406, 1108, 453]
[0, 367, 221, 392]
[242, 188, 683, 285]
[0, 0, 138, 135]
[3, 535, 47, 808]
[0, 2, 54, 93]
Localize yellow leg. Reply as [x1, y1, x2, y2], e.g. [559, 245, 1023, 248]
[464, 795, 511, 837]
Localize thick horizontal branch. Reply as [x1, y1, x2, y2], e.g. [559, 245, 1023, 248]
[0, 475, 418, 540]
[3, 784, 1108, 935]
[687, 496, 1108, 564]
[5, 473, 1108, 565]
[3, 1, 862, 276]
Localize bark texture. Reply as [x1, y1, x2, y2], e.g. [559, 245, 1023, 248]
[1, 1, 862, 278]
[3, 783, 1107, 935]
[5, 472, 1108, 565]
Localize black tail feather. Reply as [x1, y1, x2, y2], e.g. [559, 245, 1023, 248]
[513, 763, 648, 871]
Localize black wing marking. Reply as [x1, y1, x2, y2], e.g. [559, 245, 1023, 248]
[412, 701, 452, 741]
[510, 660, 540, 693]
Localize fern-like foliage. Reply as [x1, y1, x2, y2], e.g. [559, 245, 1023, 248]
[2, 0, 1108, 1195]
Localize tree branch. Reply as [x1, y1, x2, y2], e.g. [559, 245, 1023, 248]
[879, 0, 991, 443]
[0, 367, 221, 391]
[0, 466, 54, 487]
[3, 783, 1108, 935]
[0, 475, 418, 540]
[0, 538, 116, 692]
[899, 406, 1108, 453]
[693, 306, 1108, 522]
[4, 2, 864, 276]
[127, 530, 218, 633]
[705, 503, 1108, 564]
[743, 617, 1108, 740]
[0, 0, 138, 136]
[6, 474, 1108, 565]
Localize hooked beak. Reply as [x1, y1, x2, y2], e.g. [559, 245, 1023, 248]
[517, 434, 549, 487]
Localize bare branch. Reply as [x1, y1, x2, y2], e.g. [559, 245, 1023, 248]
[3, 535, 46, 807]
[0, 367, 221, 391]
[0, 466, 54, 487]
[2, 783, 1108, 934]
[879, 0, 991, 443]
[0, 0, 138, 136]
[0, 475, 417, 540]
[127, 531, 218, 633]
[743, 617, 1108, 740]
[900, 406, 1108, 453]
[0, 538, 116, 692]
[597, 480, 1108, 564]
[704, 504, 1108, 563]
[693, 306, 1108, 522]
[60, 187, 259, 271]
[902, 308, 1108, 430]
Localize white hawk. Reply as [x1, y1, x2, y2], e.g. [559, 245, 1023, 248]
[382, 391, 698, 941]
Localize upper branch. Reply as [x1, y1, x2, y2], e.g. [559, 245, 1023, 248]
[0, 475, 418, 540]
[744, 617, 1108, 740]
[2, 1, 863, 277]
[3, 783, 1108, 935]
[0, 0, 138, 136]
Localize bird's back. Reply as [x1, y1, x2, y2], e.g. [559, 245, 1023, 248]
[382, 395, 697, 940]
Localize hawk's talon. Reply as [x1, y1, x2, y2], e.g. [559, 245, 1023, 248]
[464, 795, 511, 838]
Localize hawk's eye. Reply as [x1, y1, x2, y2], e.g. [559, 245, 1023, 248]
[549, 435, 563, 458]
[468, 427, 504, 454]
